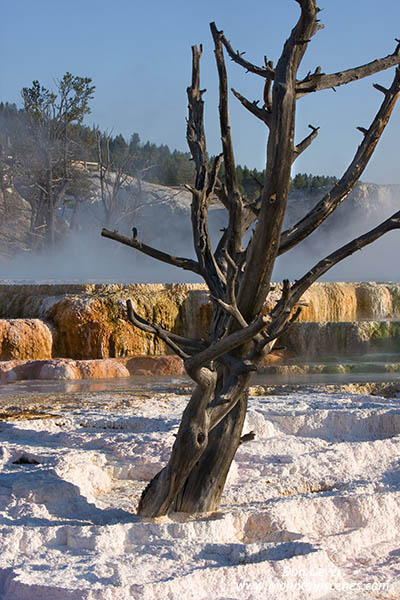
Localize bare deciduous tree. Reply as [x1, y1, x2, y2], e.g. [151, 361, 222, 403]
[102, 1, 400, 517]
[95, 130, 174, 232]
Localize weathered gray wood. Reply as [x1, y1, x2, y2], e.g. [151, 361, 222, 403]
[296, 42, 400, 97]
[174, 389, 249, 513]
[101, 228, 201, 275]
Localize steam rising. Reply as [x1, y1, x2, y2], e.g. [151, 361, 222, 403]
[0, 180, 399, 283]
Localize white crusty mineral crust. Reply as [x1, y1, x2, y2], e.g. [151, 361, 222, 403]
[0, 389, 400, 599]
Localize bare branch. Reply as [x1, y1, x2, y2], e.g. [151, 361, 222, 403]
[239, 431, 256, 444]
[206, 153, 224, 198]
[292, 124, 320, 161]
[211, 296, 248, 330]
[214, 24, 275, 80]
[279, 67, 400, 255]
[214, 178, 230, 210]
[209, 28, 237, 184]
[297, 43, 400, 97]
[186, 44, 208, 190]
[263, 307, 302, 346]
[219, 249, 248, 327]
[263, 61, 274, 109]
[231, 88, 271, 127]
[126, 300, 209, 358]
[186, 45, 227, 297]
[210, 22, 243, 257]
[290, 210, 400, 306]
[191, 189, 227, 297]
[101, 228, 201, 275]
[270, 279, 291, 318]
[373, 83, 390, 95]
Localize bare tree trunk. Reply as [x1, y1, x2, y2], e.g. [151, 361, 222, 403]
[174, 388, 248, 513]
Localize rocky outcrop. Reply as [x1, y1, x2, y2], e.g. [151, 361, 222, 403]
[0, 319, 52, 360]
[297, 282, 400, 322]
[0, 181, 31, 258]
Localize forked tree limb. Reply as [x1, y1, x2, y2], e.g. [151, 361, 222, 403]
[297, 41, 400, 97]
[212, 296, 248, 329]
[220, 248, 249, 328]
[240, 64, 400, 253]
[126, 300, 206, 357]
[126, 300, 189, 359]
[216, 26, 275, 80]
[279, 66, 400, 255]
[101, 228, 201, 275]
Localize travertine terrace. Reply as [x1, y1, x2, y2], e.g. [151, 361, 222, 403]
[0, 282, 399, 361]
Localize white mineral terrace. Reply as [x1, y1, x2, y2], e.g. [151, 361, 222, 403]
[0, 384, 400, 599]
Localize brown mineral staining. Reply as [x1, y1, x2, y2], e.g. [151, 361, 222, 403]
[43, 284, 204, 359]
[0, 283, 399, 375]
[0, 319, 52, 360]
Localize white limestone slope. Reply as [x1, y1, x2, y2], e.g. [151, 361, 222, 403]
[0, 387, 400, 599]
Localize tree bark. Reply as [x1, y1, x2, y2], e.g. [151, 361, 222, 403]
[174, 388, 248, 513]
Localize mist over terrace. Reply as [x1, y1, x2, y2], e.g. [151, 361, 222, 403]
[0, 177, 398, 284]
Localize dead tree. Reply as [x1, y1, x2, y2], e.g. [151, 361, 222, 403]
[102, 1, 400, 517]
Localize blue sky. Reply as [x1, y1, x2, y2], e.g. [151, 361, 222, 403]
[1, 0, 400, 183]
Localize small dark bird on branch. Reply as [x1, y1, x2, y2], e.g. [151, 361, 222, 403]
[132, 227, 137, 240]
